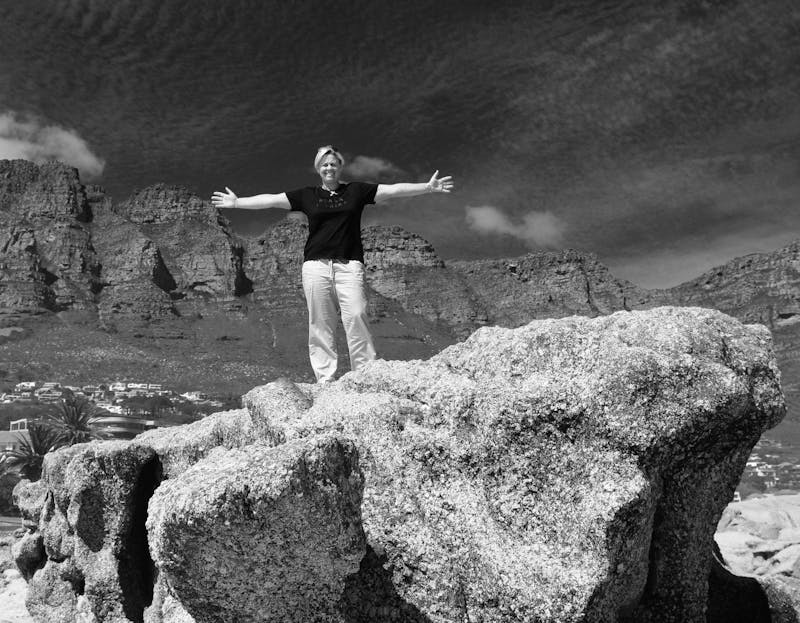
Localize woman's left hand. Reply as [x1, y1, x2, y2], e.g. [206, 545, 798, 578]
[428, 170, 454, 193]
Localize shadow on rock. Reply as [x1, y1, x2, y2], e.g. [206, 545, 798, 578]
[338, 545, 433, 623]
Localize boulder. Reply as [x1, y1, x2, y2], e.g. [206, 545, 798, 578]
[245, 306, 784, 622]
[12, 478, 47, 527]
[146, 435, 365, 623]
[143, 574, 196, 623]
[11, 530, 44, 581]
[14, 306, 791, 622]
[242, 377, 312, 443]
[134, 408, 255, 479]
[16, 441, 160, 623]
[718, 494, 800, 541]
[715, 493, 800, 617]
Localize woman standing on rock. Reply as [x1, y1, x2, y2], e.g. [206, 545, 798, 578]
[211, 145, 453, 383]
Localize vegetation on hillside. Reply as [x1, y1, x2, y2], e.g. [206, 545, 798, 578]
[0, 397, 108, 484]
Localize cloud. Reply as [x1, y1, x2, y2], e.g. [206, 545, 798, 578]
[344, 155, 405, 182]
[0, 112, 105, 179]
[465, 205, 565, 249]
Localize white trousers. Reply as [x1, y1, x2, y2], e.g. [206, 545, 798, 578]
[301, 260, 376, 382]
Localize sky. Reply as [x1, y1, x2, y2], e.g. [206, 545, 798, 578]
[1, 0, 799, 288]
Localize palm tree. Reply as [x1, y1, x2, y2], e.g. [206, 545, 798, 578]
[46, 397, 108, 445]
[4, 422, 64, 481]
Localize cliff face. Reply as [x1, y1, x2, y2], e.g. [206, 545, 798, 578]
[115, 184, 250, 302]
[665, 241, 800, 327]
[0, 164, 256, 329]
[363, 226, 487, 335]
[0, 160, 99, 315]
[449, 250, 658, 328]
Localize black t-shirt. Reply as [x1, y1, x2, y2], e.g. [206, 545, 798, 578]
[286, 182, 378, 263]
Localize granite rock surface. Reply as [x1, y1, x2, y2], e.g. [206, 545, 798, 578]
[17, 441, 160, 623]
[147, 435, 365, 623]
[242, 306, 784, 622]
[10, 306, 792, 622]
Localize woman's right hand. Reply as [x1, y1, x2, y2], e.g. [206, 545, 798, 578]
[211, 187, 238, 209]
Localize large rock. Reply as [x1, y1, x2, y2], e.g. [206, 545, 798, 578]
[10, 478, 44, 523]
[134, 408, 255, 479]
[13, 306, 790, 622]
[715, 492, 800, 619]
[245, 306, 784, 622]
[16, 441, 161, 623]
[146, 435, 365, 623]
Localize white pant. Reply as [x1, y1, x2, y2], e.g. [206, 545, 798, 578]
[301, 260, 376, 382]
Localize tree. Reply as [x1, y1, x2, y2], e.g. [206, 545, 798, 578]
[4, 421, 64, 481]
[46, 397, 108, 445]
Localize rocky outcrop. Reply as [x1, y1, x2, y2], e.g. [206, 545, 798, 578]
[363, 226, 487, 334]
[115, 185, 250, 303]
[0, 225, 54, 316]
[134, 408, 255, 479]
[448, 249, 657, 328]
[255, 307, 784, 623]
[716, 494, 800, 576]
[91, 204, 179, 326]
[667, 241, 800, 327]
[147, 435, 365, 623]
[0, 160, 91, 223]
[0, 160, 100, 315]
[19, 442, 161, 623]
[0, 163, 256, 325]
[663, 241, 800, 422]
[713, 494, 800, 622]
[14, 306, 789, 622]
[244, 217, 306, 315]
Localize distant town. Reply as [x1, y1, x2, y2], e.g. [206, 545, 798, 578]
[0, 379, 240, 452]
[2, 380, 227, 414]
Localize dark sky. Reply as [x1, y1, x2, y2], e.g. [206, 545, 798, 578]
[1, 0, 799, 287]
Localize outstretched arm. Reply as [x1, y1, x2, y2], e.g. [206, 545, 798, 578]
[375, 171, 454, 202]
[211, 187, 291, 210]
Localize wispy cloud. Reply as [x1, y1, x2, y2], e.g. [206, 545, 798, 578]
[465, 205, 565, 249]
[0, 111, 105, 179]
[344, 155, 405, 182]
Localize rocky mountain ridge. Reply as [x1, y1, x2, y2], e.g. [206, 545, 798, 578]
[1, 159, 800, 410]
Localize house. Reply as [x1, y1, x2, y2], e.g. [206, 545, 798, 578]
[0, 419, 31, 457]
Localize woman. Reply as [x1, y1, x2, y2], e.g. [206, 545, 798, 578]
[211, 145, 454, 383]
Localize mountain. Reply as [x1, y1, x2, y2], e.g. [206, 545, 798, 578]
[1, 159, 799, 431]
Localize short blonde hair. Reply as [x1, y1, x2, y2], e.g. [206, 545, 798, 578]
[314, 145, 345, 170]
